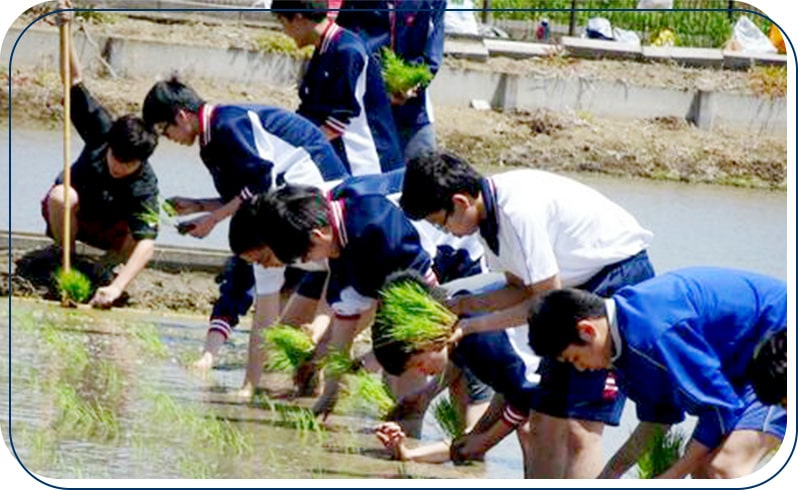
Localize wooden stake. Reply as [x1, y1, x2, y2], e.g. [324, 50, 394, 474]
[60, 17, 71, 272]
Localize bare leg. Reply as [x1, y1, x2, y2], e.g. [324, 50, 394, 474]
[46, 184, 79, 248]
[700, 430, 781, 479]
[192, 330, 226, 371]
[238, 292, 280, 398]
[528, 411, 568, 478]
[564, 419, 605, 478]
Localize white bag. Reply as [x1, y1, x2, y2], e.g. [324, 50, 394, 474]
[730, 16, 777, 54]
[636, 0, 673, 9]
[613, 27, 641, 46]
[444, 0, 480, 36]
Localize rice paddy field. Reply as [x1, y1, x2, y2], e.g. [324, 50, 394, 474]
[0, 299, 519, 480]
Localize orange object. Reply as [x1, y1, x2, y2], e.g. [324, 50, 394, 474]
[769, 24, 786, 54]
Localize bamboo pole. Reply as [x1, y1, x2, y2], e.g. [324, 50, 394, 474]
[60, 15, 71, 272]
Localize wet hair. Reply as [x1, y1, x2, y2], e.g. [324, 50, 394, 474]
[748, 329, 787, 406]
[142, 75, 205, 127]
[527, 288, 606, 358]
[372, 270, 449, 376]
[399, 151, 483, 220]
[270, 0, 328, 22]
[229, 185, 329, 263]
[106, 114, 157, 163]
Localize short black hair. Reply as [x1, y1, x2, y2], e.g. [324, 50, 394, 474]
[399, 151, 483, 221]
[748, 329, 787, 406]
[371, 270, 448, 376]
[106, 114, 157, 163]
[527, 288, 606, 358]
[230, 185, 329, 264]
[142, 75, 205, 127]
[270, 0, 328, 22]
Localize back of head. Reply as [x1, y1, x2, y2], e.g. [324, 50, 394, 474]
[527, 288, 605, 358]
[142, 75, 204, 127]
[372, 270, 448, 376]
[748, 329, 787, 406]
[107, 114, 157, 163]
[400, 151, 482, 220]
[233, 185, 328, 264]
[271, 0, 328, 21]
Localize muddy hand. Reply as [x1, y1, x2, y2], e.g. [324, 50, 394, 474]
[89, 284, 122, 309]
[375, 422, 406, 448]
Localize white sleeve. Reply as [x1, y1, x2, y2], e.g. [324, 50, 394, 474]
[253, 264, 286, 296]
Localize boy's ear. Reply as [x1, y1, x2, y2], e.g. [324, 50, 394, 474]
[451, 193, 473, 210]
[576, 319, 596, 343]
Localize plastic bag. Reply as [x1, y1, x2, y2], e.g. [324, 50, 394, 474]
[613, 27, 641, 46]
[728, 16, 777, 54]
[444, 0, 480, 36]
[636, 0, 673, 8]
[585, 17, 613, 40]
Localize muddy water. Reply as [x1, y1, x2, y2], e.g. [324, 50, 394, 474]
[1, 302, 520, 479]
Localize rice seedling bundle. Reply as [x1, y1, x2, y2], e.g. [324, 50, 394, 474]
[381, 48, 434, 95]
[432, 395, 465, 440]
[135, 205, 161, 228]
[376, 280, 457, 351]
[55, 268, 93, 303]
[636, 427, 686, 479]
[262, 325, 315, 372]
[319, 349, 355, 378]
[161, 199, 179, 218]
[340, 371, 395, 418]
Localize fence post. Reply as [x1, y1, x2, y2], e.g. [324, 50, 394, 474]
[569, 0, 577, 36]
[728, 0, 734, 20]
[482, 0, 491, 25]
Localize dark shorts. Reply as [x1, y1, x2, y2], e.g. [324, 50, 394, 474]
[532, 250, 655, 425]
[41, 186, 131, 251]
[731, 384, 787, 441]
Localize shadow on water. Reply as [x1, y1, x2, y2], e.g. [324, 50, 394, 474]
[1, 300, 518, 480]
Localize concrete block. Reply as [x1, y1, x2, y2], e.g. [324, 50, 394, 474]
[483, 39, 561, 59]
[443, 37, 489, 62]
[722, 50, 788, 70]
[561, 36, 642, 61]
[642, 46, 723, 68]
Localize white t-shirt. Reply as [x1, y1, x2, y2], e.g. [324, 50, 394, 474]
[483, 170, 653, 287]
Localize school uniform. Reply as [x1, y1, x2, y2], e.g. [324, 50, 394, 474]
[336, 0, 446, 158]
[199, 103, 348, 340]
[479, 169, 655, 425]
[298, 22, 403, 176]
[42, 83, 159, 250]
[609, 267, 787, 448]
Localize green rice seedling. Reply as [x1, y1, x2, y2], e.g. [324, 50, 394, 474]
[55, 268, 93, 303]
[636, 426, 686, 479]
[340, 371, 395, 418]
[263, 324, 315, 372]
[432, 395, 465, 440]
[380, 47, 434, 96]
[130, 322, 168, 359]
[275, 405, 325, 437]
[135, 204, 161, 228]
[161, 198, 179, 218]
[376, 280, 457, 351]
[320, 349, 355, 378]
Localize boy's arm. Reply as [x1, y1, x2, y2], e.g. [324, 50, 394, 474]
[654, 439, 710, 479]
[421, 0, 446, 74]
[376, 422, 451, 463]
[599, 421, 671, 478]
[451, 274, 561, 338]
[89, 238, 154, 308]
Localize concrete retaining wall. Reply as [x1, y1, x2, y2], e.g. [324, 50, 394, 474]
[3, 25, 787, 135]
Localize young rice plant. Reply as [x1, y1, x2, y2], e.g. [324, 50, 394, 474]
[376, 280, 457, 351]
[636, 426, 686, 479]
[262, 324, 315, 372]
[381, 48, 434, 95]
[55, 268, 93, 303]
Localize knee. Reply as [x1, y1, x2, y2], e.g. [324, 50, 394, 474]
[47, 185, 78, 209]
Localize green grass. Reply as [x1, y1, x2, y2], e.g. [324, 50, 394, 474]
[381, 48, 434, 95]
[55, 268, 93, 303]
[254, 32, 314, 59]
[636, 426, 686, 478]
[486, 0, 770, 48]
[432, 395, 465, 440]
[320, 349, 355, 378]
[376, 280, 457, 351]
[263, 324, 315, 372]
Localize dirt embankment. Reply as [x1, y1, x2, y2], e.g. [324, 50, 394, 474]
[1, 12, 788, 313]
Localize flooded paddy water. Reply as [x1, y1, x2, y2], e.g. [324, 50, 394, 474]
[1, 300, 521, 480]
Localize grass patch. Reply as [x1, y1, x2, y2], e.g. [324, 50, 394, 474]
[253, 32, 314, 59]
[748, 65, 787, 98]
[376, 280, 456, 351]
[636, 426, 686, 478]
[55, 268, 93, 303]
[380, 48, 434, 95]
[130, 322, 168, 359]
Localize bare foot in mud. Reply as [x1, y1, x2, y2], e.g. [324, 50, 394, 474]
[235, 382, 255, 400]
[190, 351, 214, 372]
